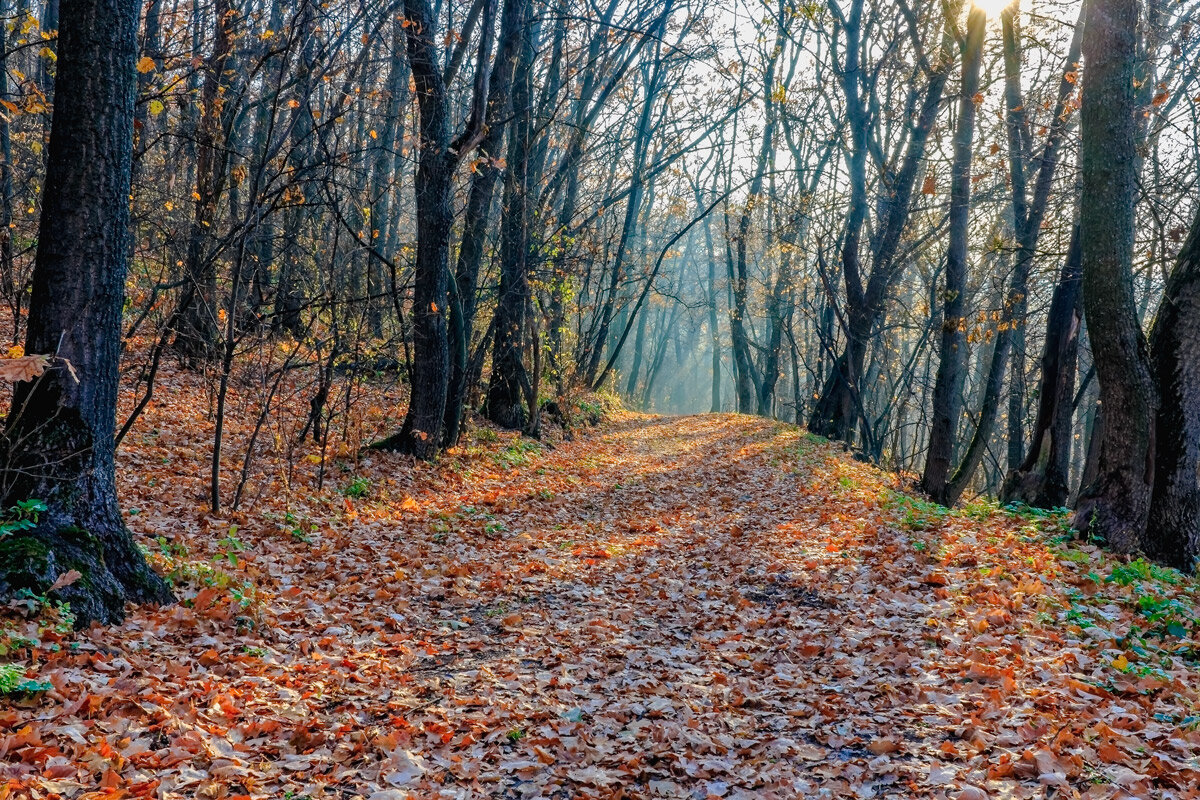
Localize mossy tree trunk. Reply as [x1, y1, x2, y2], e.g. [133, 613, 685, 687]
[0, 0, 173, 625]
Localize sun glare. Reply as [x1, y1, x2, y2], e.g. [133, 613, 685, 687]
[972, 0, 1017, 17]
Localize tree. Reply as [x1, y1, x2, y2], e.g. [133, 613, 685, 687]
[930, 1, 1082, 507]
[1146, 200, 1200, 568]
[446, 0, 531, 444]
[485, 0, 537, 429]
[172, 0, 237, 363]
[1002, 226, 1083, 508]
[0, 0, 172, 625]
[373, 0, 496, 459]
[1070, 0, 1155, 552]
[808, 0, 952, 447]
[920, 4, 984, 505]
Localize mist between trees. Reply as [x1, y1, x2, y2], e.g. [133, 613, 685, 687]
[0, 0, 1199, 624]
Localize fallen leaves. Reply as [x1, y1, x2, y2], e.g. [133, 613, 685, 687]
[3, 399, 1200, 799]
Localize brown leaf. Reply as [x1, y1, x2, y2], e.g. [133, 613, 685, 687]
[46, 569, 83, 593]
[0, 354, 50, 382]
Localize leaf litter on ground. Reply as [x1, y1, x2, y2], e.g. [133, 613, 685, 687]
[2, 364, 1200, 799]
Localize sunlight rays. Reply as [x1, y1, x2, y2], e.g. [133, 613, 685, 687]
[972, 0, 1017, 17]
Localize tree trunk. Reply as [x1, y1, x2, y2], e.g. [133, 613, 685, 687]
[173, 0, 236, 363]
[705, 216, 722, 413]
[757, 208, 802, 417]
[377, 0, 456, 458]
[0, 0, 16, 326]
[273, 3, 317, 337]
[131, 0, 162, 179]
[1002, 227, 1082, 508]
[375, 0, 495, 458]
[366, 15, 410, 339]
[626, 302, 649, 400]
[940, 4, 1083, 505]
[0, 0, 172, 625]
[809, 5, 951, 443]
[583, 45, 664, 387]
[1146, 201, 1200, 568]
[444, 0, 528, 445]
[1071, 0, 1156, 553]
[921, 7, 984, 504]
[485, 2, 536, 429]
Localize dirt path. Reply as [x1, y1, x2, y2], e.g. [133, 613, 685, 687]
[6, 414, 1198, 799]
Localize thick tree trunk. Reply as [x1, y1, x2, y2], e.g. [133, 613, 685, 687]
[1071, 0, 1156, 553]
[0, 0, 172, 625]
[1146, 202, 1200, 568]
[376, 0, 457, 458]
[921, 7, 984, 504]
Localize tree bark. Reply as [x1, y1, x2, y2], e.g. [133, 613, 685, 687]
[485, 2, 536, 429]
[0, 0, 172, 625]
[1071, 0, 1156, 553]
[375, 0, 495, 458]
[921, 7, 984, 504]
[1003, 227, 1082, 508]
[1146, 201, 1200, 568]
[444, 0, 528, 444]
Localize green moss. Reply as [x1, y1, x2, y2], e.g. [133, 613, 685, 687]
[0, 535, 53, 594]
[0, 535, 51, 568]
[58, 525, 98, 546]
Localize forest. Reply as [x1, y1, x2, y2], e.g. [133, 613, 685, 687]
[1, 0, 1200, 796]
